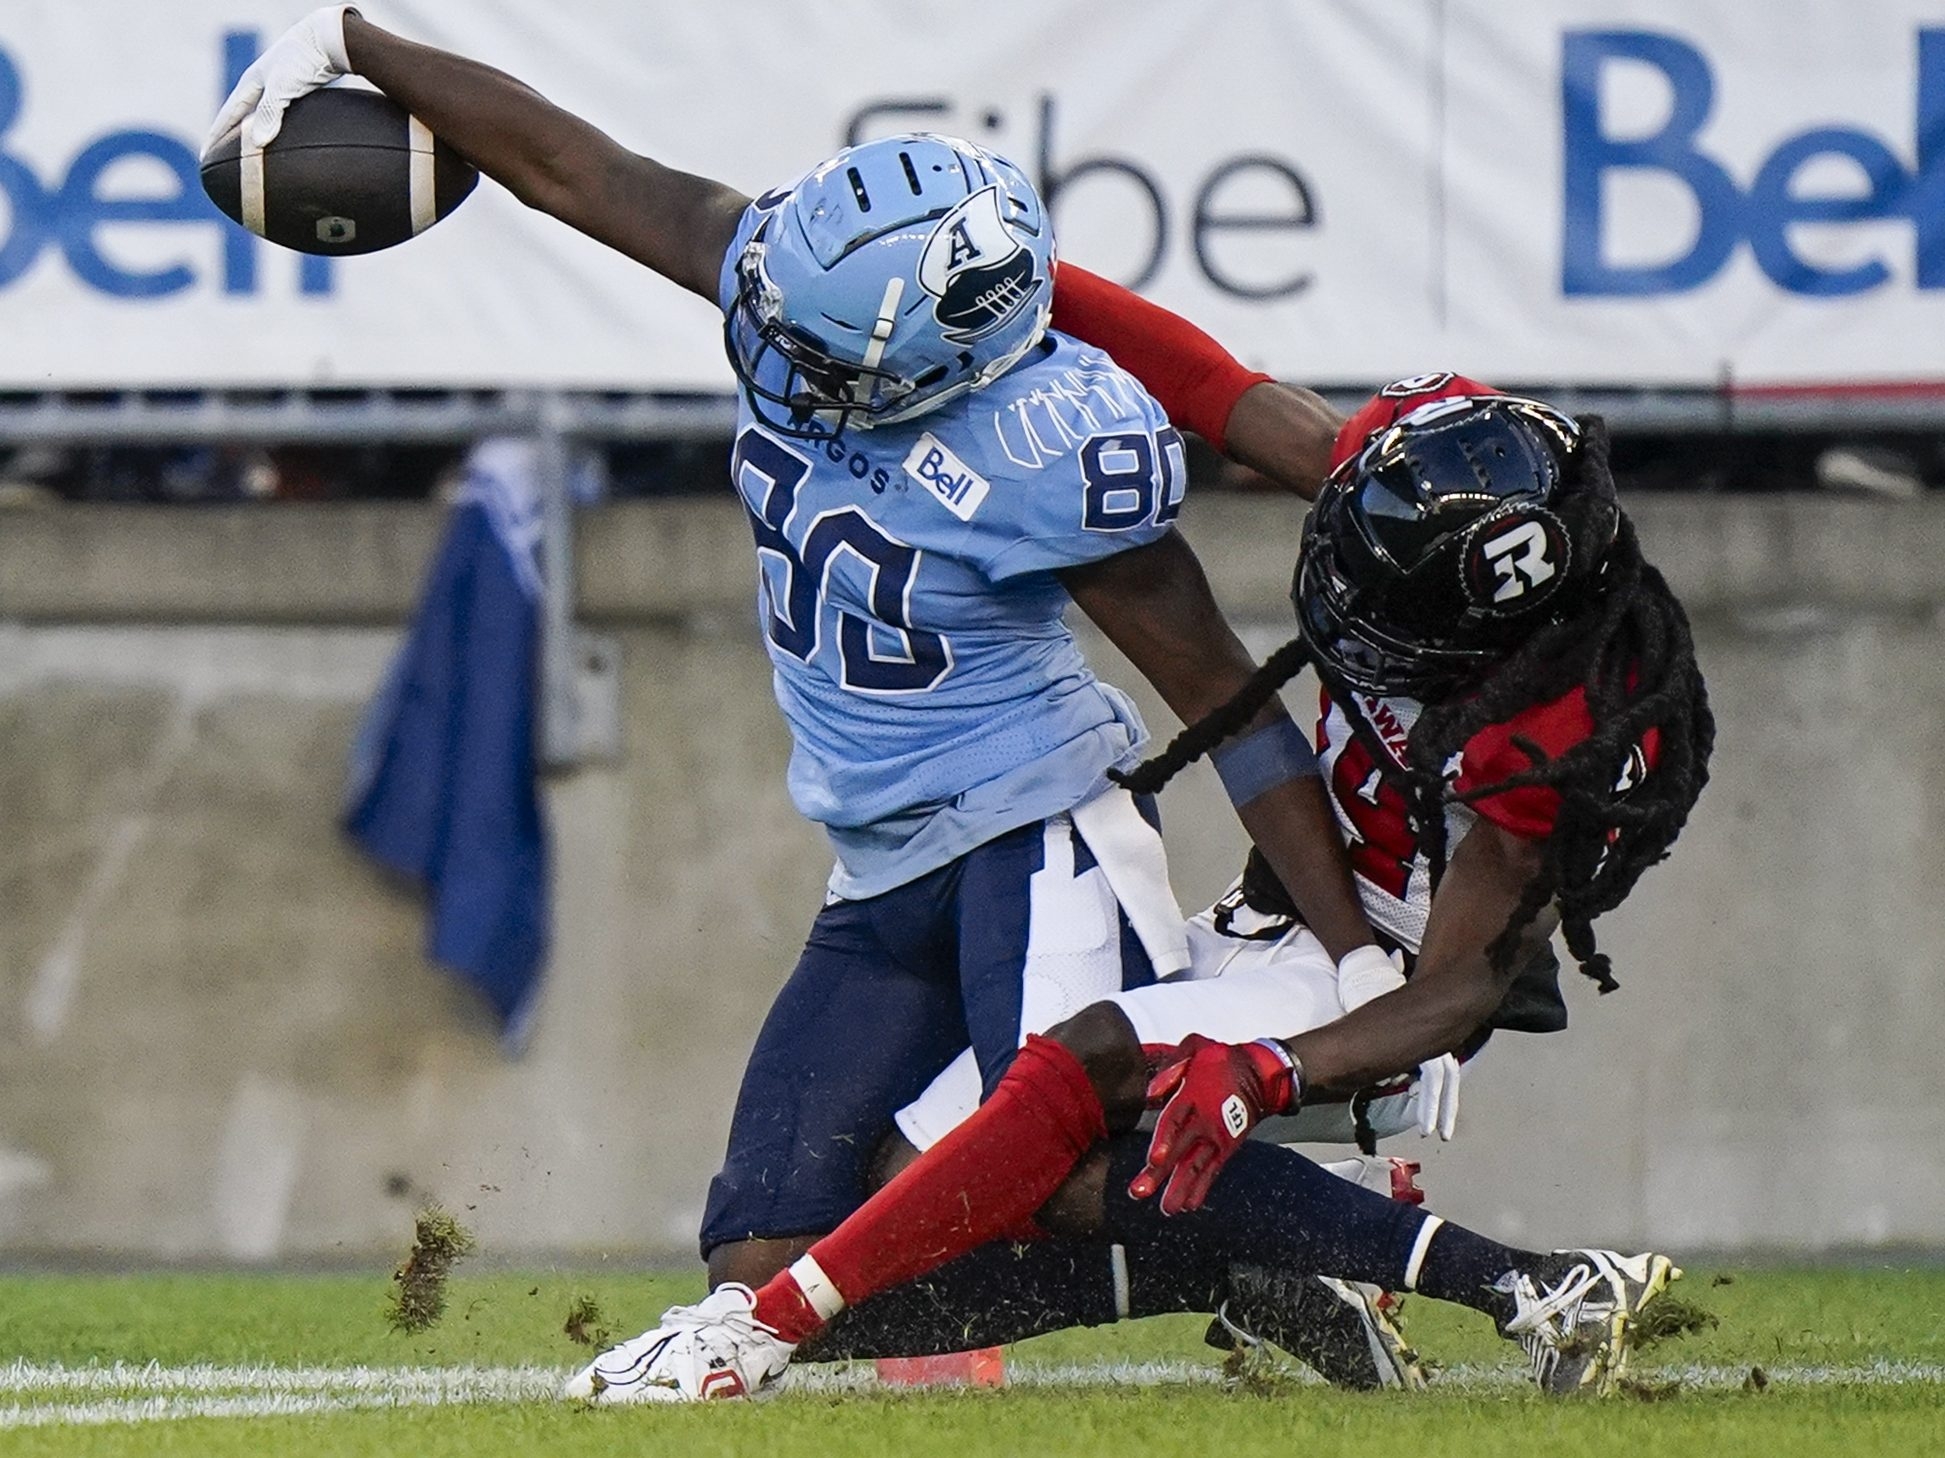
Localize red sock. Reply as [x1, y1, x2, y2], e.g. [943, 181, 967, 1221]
[751, 1035, 1106, 1344]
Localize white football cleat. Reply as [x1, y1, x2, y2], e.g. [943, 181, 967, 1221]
[563, 1282, 796, 1404]
[1498, 1249, 1681, 1395]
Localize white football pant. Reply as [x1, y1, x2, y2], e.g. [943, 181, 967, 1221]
[896, 898, 1421, 1151]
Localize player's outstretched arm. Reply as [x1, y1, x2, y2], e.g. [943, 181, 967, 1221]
[1051, 266, 1343, 497]
[341, 13, 748, 296]
[1059, 532, 1374, 963]
[209, 8, 746, 299]
[1131, 818, 1546, 1211]
[1219, 383, 1347, 499]
[1286, 817, 1555, 1091]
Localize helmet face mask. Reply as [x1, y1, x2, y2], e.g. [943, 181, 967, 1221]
[725, 135, 1054, 439]
[723, 240, 930, 436]
[1297, 483, 1513, 698]
[1295, 395, 1609, 700]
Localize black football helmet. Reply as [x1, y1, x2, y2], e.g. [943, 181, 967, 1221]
[1295, 394, 1617, 699]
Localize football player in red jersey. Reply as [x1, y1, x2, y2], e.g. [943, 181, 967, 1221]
[1072, 283, 1712, 1205]
[567, 270, 1714, 1404]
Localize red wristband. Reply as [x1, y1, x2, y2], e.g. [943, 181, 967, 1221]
[1051, 264, 1271, 452]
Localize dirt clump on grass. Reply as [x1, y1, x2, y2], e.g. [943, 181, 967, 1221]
[1628, 1294, 1718, 1351]
[384, 1205, 478, 1334]
[563, 1294, 615, 1349]
[1619, 1376, 1685, 1401]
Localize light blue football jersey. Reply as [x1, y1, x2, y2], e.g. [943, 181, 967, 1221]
[717, 202, 1189, 898]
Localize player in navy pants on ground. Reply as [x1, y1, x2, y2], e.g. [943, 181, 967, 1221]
[210, 0, 1410, 1360]
[215, 10, 1709, 1404]
[778, 361, 1715, 1397]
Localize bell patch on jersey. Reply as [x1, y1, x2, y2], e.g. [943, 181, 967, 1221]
[918, 185, 1041, 343]
[1462, 508, 1571, 610]
[903, 432, 991, 521]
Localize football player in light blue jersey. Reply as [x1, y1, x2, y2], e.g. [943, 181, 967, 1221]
[719, 139, 1198, 899]
[216, 3, 1380, 1345]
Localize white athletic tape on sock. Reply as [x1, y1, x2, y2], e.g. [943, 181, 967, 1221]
[1109, 1243, 1130, 1321]
[788, 1253, 846, 1321]
[1402, 1215, 1444, 1292]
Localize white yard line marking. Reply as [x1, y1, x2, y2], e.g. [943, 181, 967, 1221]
[0, 1362, 566, 1397]
[783, 1358, 1945, 1393]
[3, 1392, 479, 1430]
[0, 1358, 1939, 1427]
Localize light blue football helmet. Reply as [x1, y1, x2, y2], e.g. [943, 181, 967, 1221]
[725, 133, 1056, 435]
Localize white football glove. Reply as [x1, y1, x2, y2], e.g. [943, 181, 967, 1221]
[1335, 943, 1462, 1141]
[204, 5, 360, 157]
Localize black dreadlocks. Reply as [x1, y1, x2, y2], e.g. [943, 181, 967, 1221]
[1113, 418, 1714, 992]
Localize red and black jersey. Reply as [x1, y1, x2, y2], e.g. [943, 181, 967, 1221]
[1316, 683, 1658, 951]
[1304, 371, 1651, 946]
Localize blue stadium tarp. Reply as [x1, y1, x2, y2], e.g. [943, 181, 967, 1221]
[343, 440, 550, 1050]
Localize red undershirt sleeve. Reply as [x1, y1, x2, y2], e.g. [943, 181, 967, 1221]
[1050, 263, 1272, 453]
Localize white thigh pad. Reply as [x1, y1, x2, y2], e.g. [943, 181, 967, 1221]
[898, 806, 1158, 1154]
[1017, 812, 1133, 1035]
[1109, 924, 1341, 1048]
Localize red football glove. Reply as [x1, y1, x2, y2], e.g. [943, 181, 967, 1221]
[1129, 1035, 1300, 1216]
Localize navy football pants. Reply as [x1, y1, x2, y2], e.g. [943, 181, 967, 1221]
[698, 814, 1156, 1256]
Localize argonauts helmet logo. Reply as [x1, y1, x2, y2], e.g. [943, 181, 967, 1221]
[917, 184, 1043, 343]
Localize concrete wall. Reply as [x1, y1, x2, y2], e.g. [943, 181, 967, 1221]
[2, 493, 1943, 1262]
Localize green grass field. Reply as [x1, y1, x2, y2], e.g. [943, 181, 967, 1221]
[5, 1265, 1942, 1456]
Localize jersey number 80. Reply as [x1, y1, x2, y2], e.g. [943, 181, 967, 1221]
[1081, 427, 1185, 532]
[733, 427, 952, 695]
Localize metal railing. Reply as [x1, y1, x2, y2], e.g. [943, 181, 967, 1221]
[0, 389, 737, 446]
[8, 382, 1945, 447]
[6, 380, 1943, 767]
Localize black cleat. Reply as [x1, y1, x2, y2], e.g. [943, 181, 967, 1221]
[1207, 1266, 1427, 1391]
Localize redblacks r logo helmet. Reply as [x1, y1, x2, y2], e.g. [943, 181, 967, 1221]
[1296, 394, 1613, 698]
[1461, 507, 1573, 610]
